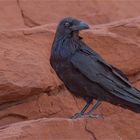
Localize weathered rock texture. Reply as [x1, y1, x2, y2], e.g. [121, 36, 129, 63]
[0, 113, 140, 140]
[1, 0, 140, 29]
[0, 0, 140, 139]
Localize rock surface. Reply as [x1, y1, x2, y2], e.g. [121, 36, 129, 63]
[0, 113, 140, 140]
[1, 0, 140, 29]
[0, 0, 140, 140]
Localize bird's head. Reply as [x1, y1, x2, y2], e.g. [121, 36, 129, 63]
[56, 17, 89, 39]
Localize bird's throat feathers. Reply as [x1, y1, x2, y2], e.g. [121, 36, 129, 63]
[55, 30, 82, 41]
[52, 31, 82, 59]
[73, 31, 83, 40]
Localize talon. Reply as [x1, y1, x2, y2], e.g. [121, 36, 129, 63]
[71, 113, 83, 119]
[87, 113, 104, 120]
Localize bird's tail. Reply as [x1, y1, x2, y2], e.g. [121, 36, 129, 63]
[110, 87, 140, 113]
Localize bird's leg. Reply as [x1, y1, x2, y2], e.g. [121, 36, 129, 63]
[85, 99, 103, 119]
[71, 98, 93, 119]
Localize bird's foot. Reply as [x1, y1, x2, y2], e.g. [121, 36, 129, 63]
[71, 112, 104, 119]
[84, 113, 104, 120]
[71, 113, 84, 119]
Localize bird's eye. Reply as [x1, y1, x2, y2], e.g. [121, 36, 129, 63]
[64, 22, 70, 27]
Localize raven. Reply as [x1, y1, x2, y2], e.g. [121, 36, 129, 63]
[50, 17, 140, 119]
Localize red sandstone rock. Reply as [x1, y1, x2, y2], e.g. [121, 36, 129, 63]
[0, 0, 25, 30]
[0, 28, 60, 104]
[0, 1, 140, 139]
[0, 0, 140, 29]
[17, 0, 140, 27]
[0, 90, 80, 126]
[0, 114, 140, 140]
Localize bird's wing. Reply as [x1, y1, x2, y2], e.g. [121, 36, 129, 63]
[110, 65, 129, 81]
[79, 46, 130, 84]
[71, 48, 140, 104]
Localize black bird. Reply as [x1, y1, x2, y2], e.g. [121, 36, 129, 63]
[50, 17, 140, 119]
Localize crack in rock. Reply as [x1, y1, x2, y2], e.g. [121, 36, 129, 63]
[0, 113, 28, 120]
[17, 0, 40, 27]
[85, 120, 97, 140]
[0, 87, 53, 111]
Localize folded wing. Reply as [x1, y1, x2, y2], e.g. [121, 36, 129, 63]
[71, 49, 140, 105]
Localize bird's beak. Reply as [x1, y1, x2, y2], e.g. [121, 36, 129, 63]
[70, 22, 90, 31]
